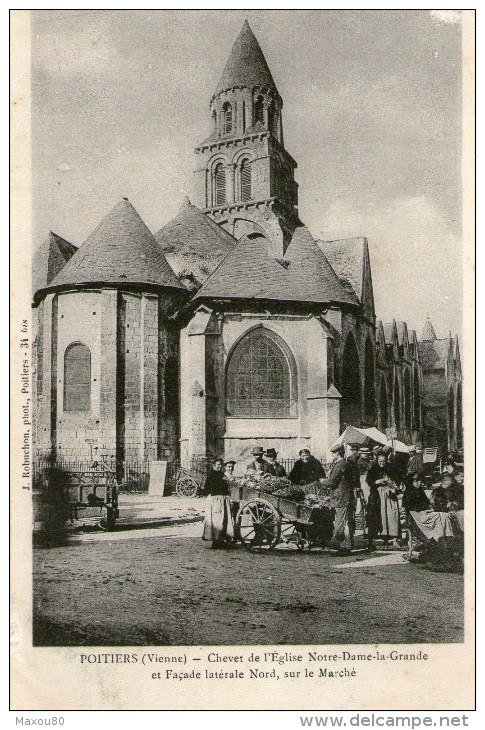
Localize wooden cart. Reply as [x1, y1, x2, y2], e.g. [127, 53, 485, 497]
[230, 482, 333, 551]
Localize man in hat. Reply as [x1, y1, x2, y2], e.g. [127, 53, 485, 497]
[358, 447, 372, 475]
[347, 443, 362, 488]
[288, 448, 326, 486]
[264, 448, 286, 477]
[321, 444, 355, 553]
[402, 444, 422, 485]
[247, 446, 266, 473]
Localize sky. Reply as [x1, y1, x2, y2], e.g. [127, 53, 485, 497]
[31, 9, 464, 339]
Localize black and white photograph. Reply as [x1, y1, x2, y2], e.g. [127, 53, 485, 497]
[11, 8, 474, 711]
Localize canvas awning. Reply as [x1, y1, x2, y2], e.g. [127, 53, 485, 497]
[332, 425, 410, 454]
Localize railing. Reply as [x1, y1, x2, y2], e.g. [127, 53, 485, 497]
[33, 455, 332, 495]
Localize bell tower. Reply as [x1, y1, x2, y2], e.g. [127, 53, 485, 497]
[193, 21, 301, 256]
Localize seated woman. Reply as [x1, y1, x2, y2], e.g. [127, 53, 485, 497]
[447, 471, 464, 511]
[431, 483, 449, 512]
[202, 457, 234, 549]
[402, 474, 431, 514]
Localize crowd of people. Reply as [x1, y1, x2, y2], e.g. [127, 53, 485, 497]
[201, 443, 465, 556]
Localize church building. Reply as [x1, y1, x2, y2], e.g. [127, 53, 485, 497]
[31, 21, 459, 474]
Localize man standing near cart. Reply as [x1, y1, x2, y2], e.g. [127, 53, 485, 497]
[322, 444, 356, 554]
[264, 448, 286, 477]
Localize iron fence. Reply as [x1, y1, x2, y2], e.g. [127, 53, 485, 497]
[33, 455, 332, 495]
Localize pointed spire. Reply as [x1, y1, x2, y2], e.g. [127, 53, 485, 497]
[421, 315, 437, 341]
[214, 21, 277, 97]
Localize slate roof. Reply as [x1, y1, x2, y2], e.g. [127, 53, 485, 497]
[421, 316, 437, 341]
[284, 227, 357, 305]
[418, 339, 450, 371]
[214, 21, 278, 97]
[318, 237, 366, 302]
[44, 198, 185, 293]
[154, 198, 236, 286]
[192, 231, 362, 307]
[192, 236, 303, 303]
[32, 231, 78, 296]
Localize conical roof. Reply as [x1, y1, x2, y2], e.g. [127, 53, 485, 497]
[421, 316, 437, 341]
[45, 198, 185, 292]
[214, 21, 278, 97]
[32, 231, 77, 296]
[155, 196, 236, 258]
[285, 227, 357, 305]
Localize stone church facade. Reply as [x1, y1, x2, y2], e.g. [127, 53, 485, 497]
[31, 22, 461, 474]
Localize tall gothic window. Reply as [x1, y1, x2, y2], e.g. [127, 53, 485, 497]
[240, 159, 252, 201]
[226, 329, 296, 418]
[214, 164, 226, 206]
[222, 102, 233, 135]
[64, 342, 91, 412]
[254, 95, 264, 125]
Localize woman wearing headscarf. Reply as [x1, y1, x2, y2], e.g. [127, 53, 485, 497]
[202, 457, 234, 549]
[365, 452, 384, 552]
[366, 450, 401, 546]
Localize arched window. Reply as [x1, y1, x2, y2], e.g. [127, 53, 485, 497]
[254, 95, 264, 125]
[226, 328, 296, 418]
[212, 109, 217, 132]
[413, 367, 421, 430]
[268, 100, 278, 137]
[240, 159, 252, 202]
[64, 342, 91, 412]
[379, 377, 389, 431]
[447, 388, 455, 447]
[222, 102, 233, 135]
[340, 333, 362, 429]
[456, 381, 463, 449]
[404, 369, 412, 427]
[364, 337, 376, 424]
[214, 164, 226, 206]
[393, 373, 400, 429]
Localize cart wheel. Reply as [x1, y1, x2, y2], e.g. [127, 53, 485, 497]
[237, 499, 281, 551]
[176, 475, 199, 497]
[280, 521, 305, 550]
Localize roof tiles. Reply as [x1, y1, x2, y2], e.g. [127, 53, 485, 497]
[33, 231, 78, 296]
[155, 197, 235, 285]
[285, 227, 357, 305]
[46, 198, 185, 292]
[215, 21, 278, 97]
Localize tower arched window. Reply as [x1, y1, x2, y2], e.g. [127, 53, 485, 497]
[214, 163, 226, 206]
[222, 102, 233, 135]
[254, 95, 264, 125]
[268, 100, 278, 137]
[240, 159, 252, 202]
[226, 328, 296, 418]
[64, 342, 91, 412]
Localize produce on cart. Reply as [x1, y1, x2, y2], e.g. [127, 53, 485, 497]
[230, 472, 335, 551]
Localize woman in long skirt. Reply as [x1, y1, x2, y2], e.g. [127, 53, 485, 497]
[202, 457, 234, 548]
